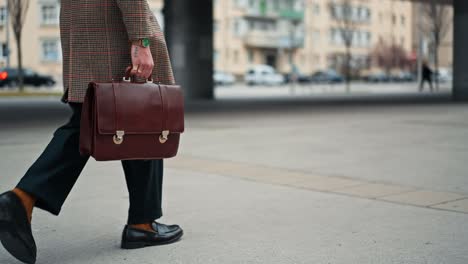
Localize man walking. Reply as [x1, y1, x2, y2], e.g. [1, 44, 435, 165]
[419, 61, 434, 92]
[0, 1, 183, 263]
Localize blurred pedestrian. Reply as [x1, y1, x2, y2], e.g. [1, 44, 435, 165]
[419, 61, 434, 92]
[0, 1, 182, 263]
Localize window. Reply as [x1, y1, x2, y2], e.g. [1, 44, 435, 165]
[233, 20, 239, 35]
[41, 39, 61, 62]
[233, 18, 247, 36]
[248, 50, 254, 63]
[273, 0, 280, 11]
[0, 7, 6, 26]
[233, 50, 239, 63]
[363, 8, 371, 22]
[40, 3, 59, 25]
[234, 0, 248, 8]
[366, 32, 372, 47]
[330, 28, 342, 45]
[313, 3, 320, 15]
[312, 30, 320, 41]
[0, 43, 7, 59]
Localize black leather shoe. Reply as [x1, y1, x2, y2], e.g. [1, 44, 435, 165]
[121, 221, 183, 249]
[0, 191, 37, 264]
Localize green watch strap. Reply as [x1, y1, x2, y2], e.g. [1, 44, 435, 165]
[141, 38, 150, 47]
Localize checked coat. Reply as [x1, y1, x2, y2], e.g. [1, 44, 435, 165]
[60, 0, 175, 103]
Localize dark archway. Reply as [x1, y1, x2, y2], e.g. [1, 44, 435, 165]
[163, 0, 214, 100]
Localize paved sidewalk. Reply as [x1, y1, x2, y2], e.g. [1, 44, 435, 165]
[1, 96, 468, 264]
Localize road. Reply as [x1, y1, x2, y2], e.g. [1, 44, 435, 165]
[0, 91, 467, 264]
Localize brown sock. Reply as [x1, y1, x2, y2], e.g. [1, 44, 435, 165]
[129, 223, 156, 233]
[12, 188, 36, 223]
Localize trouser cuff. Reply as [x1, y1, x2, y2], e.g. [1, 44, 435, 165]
[15, 183, 62, 216]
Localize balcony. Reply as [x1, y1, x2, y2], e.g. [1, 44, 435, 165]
[279, 10, 304, 20]
[243, 32, 304, 49]
[244, 8, 279, 20]
[244, 8, 304, 21]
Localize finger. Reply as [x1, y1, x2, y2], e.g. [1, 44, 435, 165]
[124, 66, 132, 77]
[146, 64, 154, 80]
[136, 64, 145, 78]
[130, 64, 139, 76]
[142, 65, 152, 80]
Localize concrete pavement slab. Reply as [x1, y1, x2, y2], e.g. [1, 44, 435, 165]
[3, 166, 468, 264]
[430, 198, 468, 213]
[378, 190, 467, 207]
[333, 183, 415, 198]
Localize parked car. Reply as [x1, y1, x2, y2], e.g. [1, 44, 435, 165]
[244, 64, 285, 86]
[0, 67, 56, 88]
[283, 72, 312, 84]
[434, 68, 452, 83]
[391, 71, 416, 82]
[309, 70, 344, 83]
[214, 71, 236, 86]
[365, 72, 391, 83]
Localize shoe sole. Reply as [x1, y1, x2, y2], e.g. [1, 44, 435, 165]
[0, 203, 36, 264]
[121, 230, 184, 250]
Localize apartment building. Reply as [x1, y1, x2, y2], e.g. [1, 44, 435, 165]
[0, 0, 165, 81]
[215, 0, 414, 78]
[214, 0, 306, 77]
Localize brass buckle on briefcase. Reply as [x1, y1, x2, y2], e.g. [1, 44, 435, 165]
[159, 130, 170, 144]
[113, 130, 125, 145]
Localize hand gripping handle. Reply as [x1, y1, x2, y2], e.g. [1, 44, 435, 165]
[123, 65, 153, 83]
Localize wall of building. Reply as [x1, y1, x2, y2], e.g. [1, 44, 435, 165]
[215, 0, 415, 78]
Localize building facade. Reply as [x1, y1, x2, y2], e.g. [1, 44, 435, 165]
[214, 0, 305, 78]
[215, 0, 415, 78]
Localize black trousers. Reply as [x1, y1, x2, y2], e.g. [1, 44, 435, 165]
[419, 77, 433, 91]
[16, 103, 163, 225]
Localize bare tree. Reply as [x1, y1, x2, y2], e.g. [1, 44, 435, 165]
[371, 40, 410, 73]
[328, 0, 358, 92]
[420, 1, 452, 90]
[8, 0, 30, 92]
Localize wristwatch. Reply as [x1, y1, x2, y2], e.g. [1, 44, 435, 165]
[130, 38, 150, 48]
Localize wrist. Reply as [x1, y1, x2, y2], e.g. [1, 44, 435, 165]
[130, 38, 150, 48]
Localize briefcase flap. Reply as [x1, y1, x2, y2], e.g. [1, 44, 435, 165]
[92, 82, 184, 135]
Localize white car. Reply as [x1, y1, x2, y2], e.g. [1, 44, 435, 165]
[244, 64, 285, 86]
[214, 71, 236, 86]
[436, 68, 452, 83]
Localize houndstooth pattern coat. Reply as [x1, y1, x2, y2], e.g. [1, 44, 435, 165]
[60, 0, 175, 103]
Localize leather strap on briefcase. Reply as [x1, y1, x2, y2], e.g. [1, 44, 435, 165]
[79, 72, 184, 161]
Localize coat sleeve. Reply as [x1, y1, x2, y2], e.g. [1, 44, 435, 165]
[116, 0, 155, 41]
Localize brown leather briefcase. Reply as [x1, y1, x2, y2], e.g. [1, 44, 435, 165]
[79, 75, 184, 161]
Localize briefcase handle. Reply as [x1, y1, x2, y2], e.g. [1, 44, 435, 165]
[123, 65, 153, 83]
